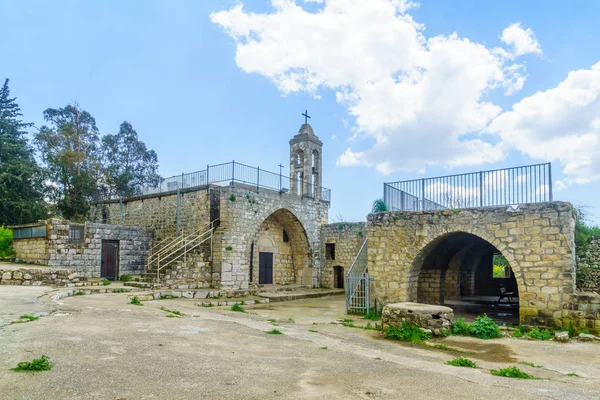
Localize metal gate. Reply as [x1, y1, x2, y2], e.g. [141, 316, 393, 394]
[345, 239, 372, 314]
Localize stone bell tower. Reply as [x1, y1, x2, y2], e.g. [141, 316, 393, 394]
[289, 110, 323, 200]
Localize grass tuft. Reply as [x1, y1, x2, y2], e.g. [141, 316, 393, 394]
[518, 361, 543, 368]
[230, 304, 246, 313]
[160, 307, 182, 316]
[19, 315, 38, 322]
[491, 366, 536, 379]
[130, 296, 143, 306]
[119, 274, 132, 282]
[384, 322, 431, 344]
[11, 355, 53, 372]
[309, 329, 318, 333]
[446, 357, 479, 368]
[102, 278, 111, 286]
[321, 346, 328, 350]
[266, 329, 283, 335]
[567, 372, 580, 377]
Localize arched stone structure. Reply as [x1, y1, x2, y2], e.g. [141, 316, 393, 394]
[366, 202, 577, 327]
[414, 232, 520, 308]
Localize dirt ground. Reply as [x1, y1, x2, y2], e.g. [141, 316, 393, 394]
[1, 287, 599, 400]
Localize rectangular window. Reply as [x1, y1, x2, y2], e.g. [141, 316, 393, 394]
[12, 225, 47, 239]
[69, 225, 85, 243]
[326, 243, 335, 260]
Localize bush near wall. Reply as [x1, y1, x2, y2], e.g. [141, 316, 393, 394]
[0, 226, 16, 258]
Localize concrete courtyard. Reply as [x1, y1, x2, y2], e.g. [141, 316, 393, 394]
[1, 287, 599, 399]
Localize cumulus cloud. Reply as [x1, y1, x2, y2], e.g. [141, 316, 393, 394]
[210, 0, 533, 175]
[500, 23, 542, 57]
[488, 62, 600, 184]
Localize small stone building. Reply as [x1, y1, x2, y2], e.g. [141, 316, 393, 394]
[10, 219, 152, 279]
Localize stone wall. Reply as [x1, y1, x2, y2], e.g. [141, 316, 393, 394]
[12, 237, 49, 265]
[319, 222, 366, 288]
[251, 214, 296, 284]
[217, 185, 329, 288]
[577, 237, 600, 293]
[155, 253, 217, 289]
[89, 188, 211, 242]
[0, 266, 85, 287]
[367, 202, 582, 329]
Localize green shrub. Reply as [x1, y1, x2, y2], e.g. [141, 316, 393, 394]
[469, 314, 502, 339]
[491, 366, 536, 379]
[225, 246, 233, 251]
[119, 274, 132, 282]
[102, 279, 111, 286]
[512, 325, 528, 338]
[229, 194, 236, 202]
[528, 327, 552, 340]
[446, 357, 478, 368]
[363, 309, 380, 321]
[0, 226, 15, 258]
[11, 355, 53, 372]
[130, 296, 142, 306]
[266, 329, 283, 335]
[452, 318, 471, 336]
[230, 304, 246, 312]
[384, 322, 431, 343]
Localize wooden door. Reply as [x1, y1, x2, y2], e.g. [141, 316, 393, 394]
[334, 266, 344, 289]
[258, 252, 273, 285]
[101, 240, 119, 280]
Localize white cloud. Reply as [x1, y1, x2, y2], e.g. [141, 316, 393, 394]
[500, 23, 542, 57]
[210, 1, 535, 175]
[488, 62, 600, 184]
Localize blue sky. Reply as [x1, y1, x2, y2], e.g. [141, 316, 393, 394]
[2, 1, 600, 223]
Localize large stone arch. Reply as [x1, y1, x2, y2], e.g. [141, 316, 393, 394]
[246, 208, 311, 285]
[366, 203, 577, 327]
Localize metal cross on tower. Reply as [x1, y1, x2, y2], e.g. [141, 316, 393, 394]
[302, 110, 311, 124]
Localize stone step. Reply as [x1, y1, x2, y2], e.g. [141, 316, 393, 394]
[257, 289, 344, 302]
[257, 284, 311, 293]
[124, 281, 161, 289]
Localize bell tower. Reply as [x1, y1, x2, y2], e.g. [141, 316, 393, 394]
[289, 110, 323, 200]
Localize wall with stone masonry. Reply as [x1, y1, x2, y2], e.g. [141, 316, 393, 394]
[12, 237, 49, 265]
[576, 237, 600, 293]
[216, 184, 328, 289]
[366, 202, 590, 330]
[89, 188, 212, 242]
[319, 222, 366, 288]
[154, 253, 217, 289]
[251, 215, 296, 284]
[0, 267, 86, 287]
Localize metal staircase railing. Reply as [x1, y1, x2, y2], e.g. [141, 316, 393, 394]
[345, 239, 371, 314]
[146, 220, 218, 280]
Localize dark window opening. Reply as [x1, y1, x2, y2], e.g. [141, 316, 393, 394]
[69, 225, 85, 243]
[12, 225, 47, 239]
[102, 210, 108, 224]
[283, 230, 289, 243]
[326, 243, 335, 260]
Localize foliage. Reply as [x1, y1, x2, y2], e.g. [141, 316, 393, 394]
[384, 322, 431, 343]
[490, 366, 536, 379]
[225, 246, 233, 251]
[363, 309, 380, 321]
[130, 296, 142, 306]
[0, 79, 48, 225]
[160, 307, 182, 316]
[528, 327, 552, 340]
[492, 264, 504, 278]
[119, 274, 132, 282]
[371, 198, 388, 213]
[574, 207, 600, 252]
[229, 194, 236, 201]
[469, 314, 502, 339]
[19, 315, 38, 322]
[100, 121, 160, 197]
[34, 104, 102, 220]
[0, 226, 16, 258]
[439, 328, 451, 338]
[309, 329, 318, 333]
[321, 346, 328, 350]
[518, 361, 543, 368]
[11, 355, 53, 372]
[230, 304, 246, 312]
[452, 318, 471, 336]
[446, 357, 478, 368]
[266, 329, 283, 335]
[512, 325, 528, 338]
[567, 372, 580, 377]
[102, 278, 111, 286]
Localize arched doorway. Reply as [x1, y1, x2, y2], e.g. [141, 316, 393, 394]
[249, 208, 310, 285]
[413, 232, 520, 325]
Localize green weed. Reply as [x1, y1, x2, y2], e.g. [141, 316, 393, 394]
[160, 307, 182, 316]
[19, 315, 38, 322]
[528, 327, 552, 341]
[384, 322, 431, 344]
[266, 329, 283, 335]
[11, 355, 53, 372]
[230, 304, 246, 312]
[225, 246, 233, 251]
[130, 296, 142, 306]
[309, 329, 318, 333]
[229, 194, 236, 201]
[363, 309, 380, 321]
[102, 278, 111, 286]
[452, 318, 471, 336]
[321, 346, 328, 350]
[119, 274, 132, 282]
[446, 357, 478, 368]
[74, 291, 85, 296]
[491, 366, 536, 379]
[567, 372, 580, 377]
[469, 314, 502, 339]
[201, 302, 214, 307]
[518, 361, 543, 368]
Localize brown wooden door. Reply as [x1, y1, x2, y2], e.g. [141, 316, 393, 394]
[334, 266, 344, 289]
[259, 252, 273, 284]
[101, 240, 119, 280]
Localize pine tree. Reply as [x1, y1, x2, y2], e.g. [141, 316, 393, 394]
[0, 79, 47, 225]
